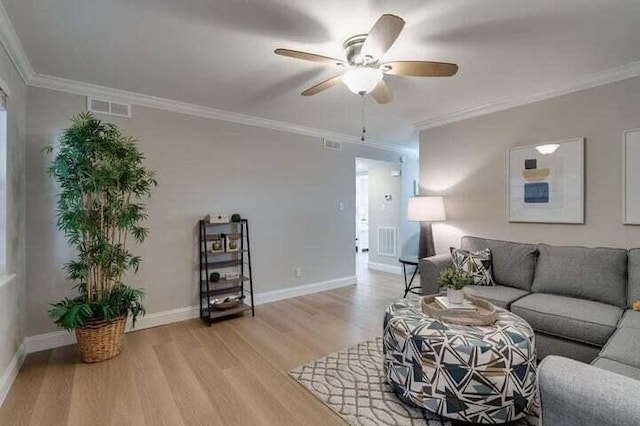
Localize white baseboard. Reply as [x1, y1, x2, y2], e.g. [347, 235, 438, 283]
[0, 343, 25, 408]
[368, 261, 402, 275]
[23, 304, 202, 354]
[22, 275, 357, 354]
[253, 275, 356, 305]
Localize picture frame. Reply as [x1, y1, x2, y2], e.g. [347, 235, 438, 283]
[622, 129, 640, 225]
[507, 138, 584, 224]
[224, 234, 240, 252]
[208, 235, 224, 253]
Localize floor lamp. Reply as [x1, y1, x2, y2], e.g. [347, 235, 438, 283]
[407, 196, 446, 259]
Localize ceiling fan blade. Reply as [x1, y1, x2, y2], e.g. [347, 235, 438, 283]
[301, 75, 343, 96]
[274, 48, 345, 66]
[361, 14, 406, 60]
[382, 61, 459, 77]
[370, 80, 393, 104]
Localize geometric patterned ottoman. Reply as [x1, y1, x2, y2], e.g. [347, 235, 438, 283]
[383, 297, 537, 424]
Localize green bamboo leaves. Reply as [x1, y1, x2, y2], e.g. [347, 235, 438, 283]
[46, 112, 156, 330]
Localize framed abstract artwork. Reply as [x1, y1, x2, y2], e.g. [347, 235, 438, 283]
[507, 138, 584, 223]
[623, 129, 640, 224]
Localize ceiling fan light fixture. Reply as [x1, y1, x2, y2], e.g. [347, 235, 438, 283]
[342, 67, 383, 95]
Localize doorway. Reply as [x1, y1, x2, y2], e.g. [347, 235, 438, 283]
[355, 157, 402, 280]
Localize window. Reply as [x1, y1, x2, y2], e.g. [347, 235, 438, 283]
[0, 86, 6, 274]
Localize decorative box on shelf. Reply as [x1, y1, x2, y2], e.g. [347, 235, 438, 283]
[207, 213, 230, 224]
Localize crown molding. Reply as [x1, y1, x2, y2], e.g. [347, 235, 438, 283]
[0, 0, 33, 84]
[414, 60, 640, 130]
[28, 72, 418, 156]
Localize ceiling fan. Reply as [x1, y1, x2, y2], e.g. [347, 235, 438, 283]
[274, 14, 459, 104]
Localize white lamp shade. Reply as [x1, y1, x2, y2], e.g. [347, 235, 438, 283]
[407, 196, 446, 222]
[342, 68, 383, 95]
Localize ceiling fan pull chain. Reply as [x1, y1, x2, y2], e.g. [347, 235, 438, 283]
[361, 94, 366, 141]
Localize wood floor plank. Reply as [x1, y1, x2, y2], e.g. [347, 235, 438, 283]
[154, 341, 223, 425]
[27, 345, 77, 426]
[0, 258, 406, 425]
[126, 328, 186, 426]
[0, 351, 50, 425]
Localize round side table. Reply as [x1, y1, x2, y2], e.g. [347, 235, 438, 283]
[383, 297, 537, 424]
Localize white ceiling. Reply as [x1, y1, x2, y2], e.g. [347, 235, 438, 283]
[4, 0, 640, 148]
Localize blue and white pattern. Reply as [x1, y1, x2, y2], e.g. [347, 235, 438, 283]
[383, 297, 537, 424]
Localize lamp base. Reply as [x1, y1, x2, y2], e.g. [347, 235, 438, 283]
[418, 222, 436, 259]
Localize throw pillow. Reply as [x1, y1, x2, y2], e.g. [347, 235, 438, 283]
[450, 247, 495, 286]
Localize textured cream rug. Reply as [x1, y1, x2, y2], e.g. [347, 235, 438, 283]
[289, 337, 539, 426]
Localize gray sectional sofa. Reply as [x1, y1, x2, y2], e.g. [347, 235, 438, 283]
[419, 236, 640, 426]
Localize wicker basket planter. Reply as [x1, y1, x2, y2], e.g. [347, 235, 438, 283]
[75, 315, 127, 363]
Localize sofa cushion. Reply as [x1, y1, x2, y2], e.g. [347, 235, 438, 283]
[599, 328, 640, 368]
[618, 310, 640, 329]
[531, 244, 628, 307]
[511, 293, 622, 346]
[450, 247, 495, 286]
[628, 249, 640, 308]
[463, 285, 528, 309]
[592, 357, 640, 380]
[461, 236, 538, 291]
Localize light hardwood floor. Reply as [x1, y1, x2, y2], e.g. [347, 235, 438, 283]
[0, 259, 412, 426]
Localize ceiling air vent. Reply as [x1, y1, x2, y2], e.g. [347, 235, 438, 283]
[87, 97, 132, 118]
[323, 139, 342, 151]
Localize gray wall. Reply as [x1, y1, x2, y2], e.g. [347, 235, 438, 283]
[399, 157, 420, 257]
[0, 46, 27, 380]
[420, 76, 640, 253]
[26, 86, 403, 336]
[367, 162, 401, 267]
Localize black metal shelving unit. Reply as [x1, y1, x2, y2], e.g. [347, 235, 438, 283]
[198, 219, 255, 325]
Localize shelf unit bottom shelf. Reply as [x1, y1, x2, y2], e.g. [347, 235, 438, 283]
[205, 303, 252, 320]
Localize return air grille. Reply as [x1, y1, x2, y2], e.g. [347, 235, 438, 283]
[323, 139, 342, 151]
[88, 97, 131, 118]
[377, 226, 397, 257]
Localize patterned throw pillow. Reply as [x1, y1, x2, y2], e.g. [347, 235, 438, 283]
[450, 247, 495, 286]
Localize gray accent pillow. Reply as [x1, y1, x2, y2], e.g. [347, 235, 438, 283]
[532, 244, 628, 307]
[628, 249, 640, 308]
[450, 247, 495, 286]
[462, 236, 538, 291]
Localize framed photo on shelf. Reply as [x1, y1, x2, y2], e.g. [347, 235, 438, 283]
[224, 234, 240, 252]
[208, 236, 224, 253]
[507, 137, 584, 224]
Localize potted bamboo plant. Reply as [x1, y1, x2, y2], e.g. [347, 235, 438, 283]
[45, 112, 157, 363]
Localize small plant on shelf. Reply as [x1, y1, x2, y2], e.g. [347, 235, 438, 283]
[44, 112, 157, 363]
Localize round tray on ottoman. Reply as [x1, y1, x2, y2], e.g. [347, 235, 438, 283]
[383, 297, 537, 424]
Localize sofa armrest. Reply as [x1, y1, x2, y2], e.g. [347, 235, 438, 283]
[539, 355, 640, 426]
[419, 254, 452, 295]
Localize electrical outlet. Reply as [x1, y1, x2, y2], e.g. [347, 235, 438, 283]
[295, 267, 302, 277]
[338, 201, 344, 211]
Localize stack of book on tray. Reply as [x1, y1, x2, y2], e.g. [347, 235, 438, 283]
[435, 296, 478, 311]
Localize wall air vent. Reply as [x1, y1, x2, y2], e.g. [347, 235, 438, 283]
[323, 139, 342, 151]
[377, 226, 397, 257]
[87, 97, 132, 118]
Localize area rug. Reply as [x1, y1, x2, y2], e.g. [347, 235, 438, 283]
[289, 337, 539, 426]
